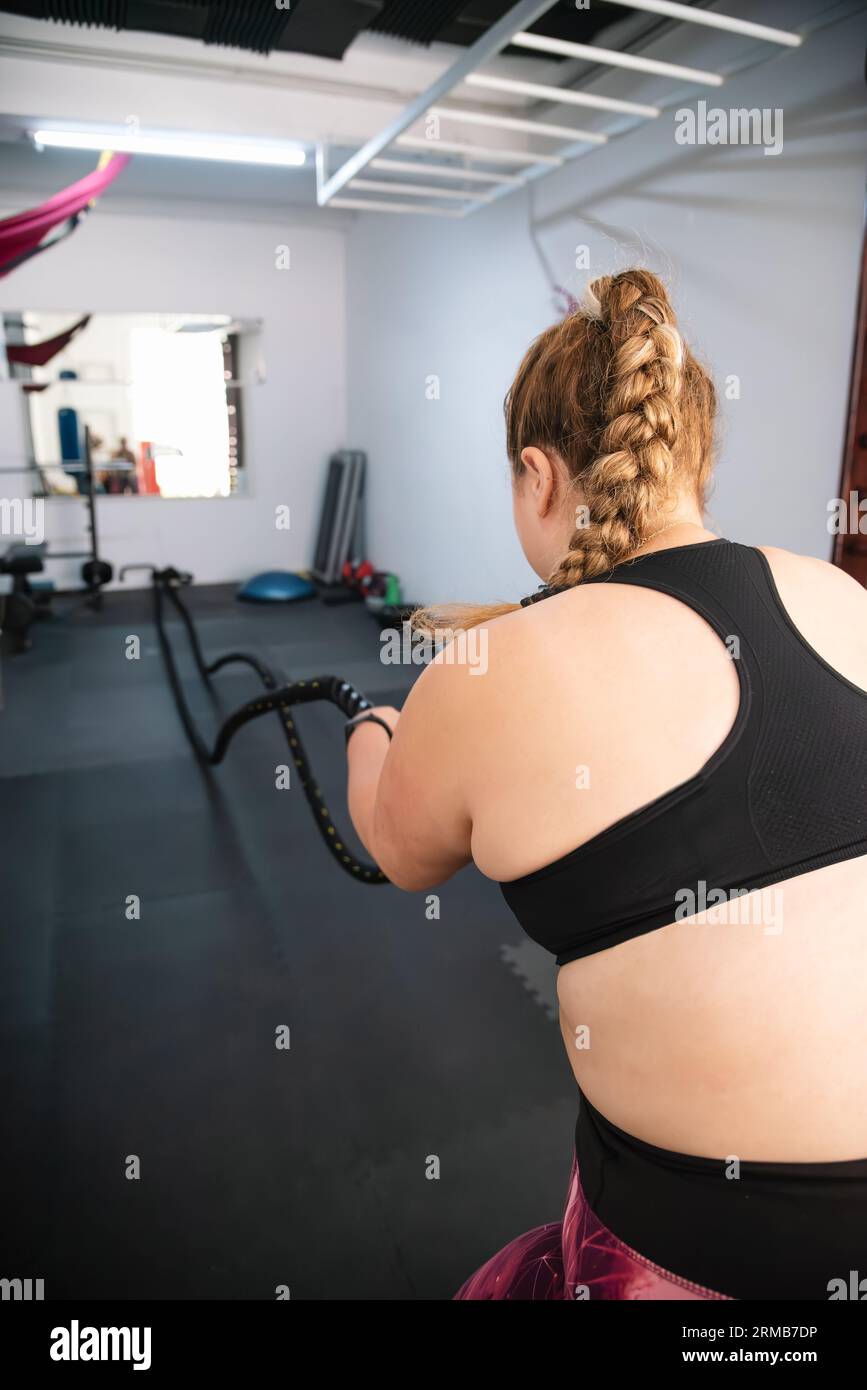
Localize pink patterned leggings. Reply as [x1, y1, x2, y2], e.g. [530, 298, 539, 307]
[454, 1157, 730, 1301]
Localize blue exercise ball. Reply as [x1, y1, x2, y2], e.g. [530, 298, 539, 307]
[238, 571, 316, 603]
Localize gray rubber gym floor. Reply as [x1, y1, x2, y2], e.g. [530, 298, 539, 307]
[0, 586, 575, 1300]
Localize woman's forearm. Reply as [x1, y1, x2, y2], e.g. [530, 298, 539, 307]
[346, 711, 398, 858]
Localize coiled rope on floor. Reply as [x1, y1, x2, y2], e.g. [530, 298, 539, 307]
[125, 564, 389, 885]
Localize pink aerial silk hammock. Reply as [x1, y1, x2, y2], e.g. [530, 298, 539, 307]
[6, 315, 92, 367]
[0, 151, 131, 280]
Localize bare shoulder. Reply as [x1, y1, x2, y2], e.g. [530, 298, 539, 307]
[758, 545, 867, 609]
[757, 546, 867, 686]
[400, 591, 599, 729]
[403, 603, 540, 711]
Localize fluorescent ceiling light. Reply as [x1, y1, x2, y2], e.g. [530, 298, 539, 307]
[466, 72, 659, 119]
[371, 158, 522, 186]
[428, 105, 607, 144]
[32, 127, 306, 167]
[350, 178, 489, 203]
[396, 135, 563, 166]
[512, 32, 724, 86]
[609, 0, 801, 46]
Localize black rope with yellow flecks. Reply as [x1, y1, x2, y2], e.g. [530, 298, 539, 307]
[133, 564, 388, 885]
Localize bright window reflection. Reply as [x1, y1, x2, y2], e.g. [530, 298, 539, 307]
[129, 325, 231, 498]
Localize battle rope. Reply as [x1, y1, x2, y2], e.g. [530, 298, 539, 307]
[124, 565, 388, 885]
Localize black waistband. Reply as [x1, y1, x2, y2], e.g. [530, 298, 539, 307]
[575, 1094, 867, 1300]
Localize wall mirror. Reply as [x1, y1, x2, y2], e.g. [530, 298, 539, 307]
[1, 311, 263, 499]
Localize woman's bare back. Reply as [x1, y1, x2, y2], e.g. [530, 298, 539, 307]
[463, 544, 867, 1162]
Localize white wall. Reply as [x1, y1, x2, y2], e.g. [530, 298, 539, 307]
[0, 203, 347, 586]
[346, 6, 867, 606]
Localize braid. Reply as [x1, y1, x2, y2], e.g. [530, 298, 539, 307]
[412, 268, 716, 635]
[549, 270, 684, 588]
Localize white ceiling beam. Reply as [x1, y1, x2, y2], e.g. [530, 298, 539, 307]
[350, 177, 492, 202]
[395, 135, 563, 166]
[511, 31, 724, 86]
[319, 0, 805, 218]
[330, 197, 466, 218]
[428, 104, 607, 144]
[317, 0, 560, 205]
[371, 157, 523, 185]
[610, 0, 802, 46]
[466, 72, 659, 119]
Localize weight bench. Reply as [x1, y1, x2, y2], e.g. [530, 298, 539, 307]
[0, 543, 50, 651]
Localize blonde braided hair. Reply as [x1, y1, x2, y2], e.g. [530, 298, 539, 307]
[550, 271, 686, 586]
[413, 269, 716, 634]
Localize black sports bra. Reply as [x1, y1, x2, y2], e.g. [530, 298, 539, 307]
[500, 539, 867, 965]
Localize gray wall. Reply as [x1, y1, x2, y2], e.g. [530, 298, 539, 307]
[347, 6, 867, 607]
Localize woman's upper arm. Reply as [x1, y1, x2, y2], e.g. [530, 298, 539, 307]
[372, 651, 478, 890]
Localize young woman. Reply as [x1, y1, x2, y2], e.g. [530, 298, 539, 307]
[345, 269, 867, 1300]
